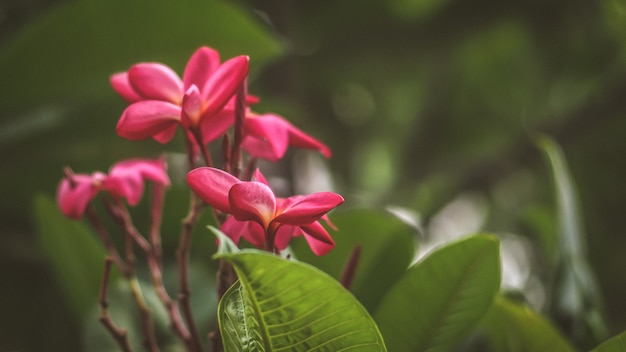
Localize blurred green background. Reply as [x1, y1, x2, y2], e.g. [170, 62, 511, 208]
[2, 0, 626, 350]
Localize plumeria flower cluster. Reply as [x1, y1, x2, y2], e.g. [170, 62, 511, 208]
[58, 45, 342, 254]
[55, 45, 344, 351]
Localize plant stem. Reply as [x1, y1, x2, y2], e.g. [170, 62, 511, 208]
[99, 257, 134, 352]
[128, 276, 161, 352]
[177, 192, 205, 352]
[230, 80, 247, 178]
[340, 244, 362, 290]
[85, 205, 129, 277]
[150, 181, 166, 266]
[107, 199, 196, 351]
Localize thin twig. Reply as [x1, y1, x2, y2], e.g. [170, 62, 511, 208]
[127, 276, 161, 352]
[230, 80, 247, 178]
[106, 199, 195, 351]
[84, 205, 130, 277]
[102, 199, 161, 352]
[177, 193, 205, 352]
[340, 244, 362, 290]
[99, 257, 134, 352]
[150, 182, 166, 266]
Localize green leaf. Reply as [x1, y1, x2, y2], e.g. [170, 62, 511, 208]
[32, 194, 109, 320]
[592, 331, 626, 352]
[0, 0, 282, 111]
[291, 208, 416, 313]
[480, 296, 576, 352]
[217, 250, 387, 351]
[375, 234, 500, 352]
[537, 135, 608, 340]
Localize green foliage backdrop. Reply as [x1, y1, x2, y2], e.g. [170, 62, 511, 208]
[1, 0, 626, 350]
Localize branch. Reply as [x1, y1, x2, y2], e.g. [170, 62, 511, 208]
[177, 193, 205, 352]
[99, 257, 134, 352]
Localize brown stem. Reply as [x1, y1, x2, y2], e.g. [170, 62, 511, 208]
[177, 193, 205, 352]
[150, 181, 166, 266]
[230, 80, 248, 178]
[84, 205, 130, 277]
[99, 257, 134, 352]
[101, 200, 160, 352]
[340, 244, 362, 290]
[105, 199, 195, 351]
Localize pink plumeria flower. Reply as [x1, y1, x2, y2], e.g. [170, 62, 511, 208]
[57, 158, 170, 220]
[112, 46, 248, 144]
[186, 167, 343, 255]
[243, 112, 331, 161]
[218, 100, 331, 161]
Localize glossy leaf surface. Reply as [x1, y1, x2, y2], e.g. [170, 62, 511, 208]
[291, 208, 416, 313]
[592, 331, 626, 352]
[481, 296, 576, 352]
[375, 234, 500, 352]
[217, 251, 387, 351]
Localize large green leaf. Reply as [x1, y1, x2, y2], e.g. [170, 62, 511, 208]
[375, 234, 500, 352]
[480, 296, 576, 352]
[291, 208, 416, 313]
[0, 0, 282, 111]
[32, 194, 110, 320]
[537, 135, 608, 340]
[217, 251, 387, 351]
[592, 331, 626, 352]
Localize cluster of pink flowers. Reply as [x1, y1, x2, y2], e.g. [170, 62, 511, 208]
[57, 46, 343, 255]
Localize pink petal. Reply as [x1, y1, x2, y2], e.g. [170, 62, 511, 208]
[220, 216, 246, 245]
[128, 63, 184, 104]
[103, 175, 144, 206]
[243, 115, 290, 161]
[110, 72, 143, 102]
[251, 169, 270, 187]
[181, 85, 203, 129]
[221, 218, 266, 248]
[280, 115, 332, 158]
[274, 225, 300, 250]
[116, 101, 181, 142]
[201, 55, 249, 117]
[228, 182, 276, 228]
[301, 221, 335, 256]
[152, 124, 179, 143]
[56, 174, 99, 220]
[186, 167, 240, 213]
[109, 159, 170, 186]
[183, 46, 220, 91]
[256, 114, 331, 158]
[274, 192, 344, 226]
[199, 108, 235, 144]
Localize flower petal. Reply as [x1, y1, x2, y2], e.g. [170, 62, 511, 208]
[152, 124, 179, 143]
[274, 225, 300, 250]
[56, 174, 99, 219]
[251, 168, 270, 187]
[181, 85, 203, 129]
[285, 120, 332, 158]
[221, 217, 266, 248]
[199, 107, 235, 144]
[186, 167, 240, 213]
[243, 114, 290, 161]
[183, 46, 220, 91]
[128, 63, 184, 104]
[274, 192, 344, 225]
[228, 182, 276, 228]
[110, 72, 142, 102]
[201, 55, 249, 117]
[116, 101, 181, 142]
[109, 158, 170, 186]
[301, 221, 336, 256]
